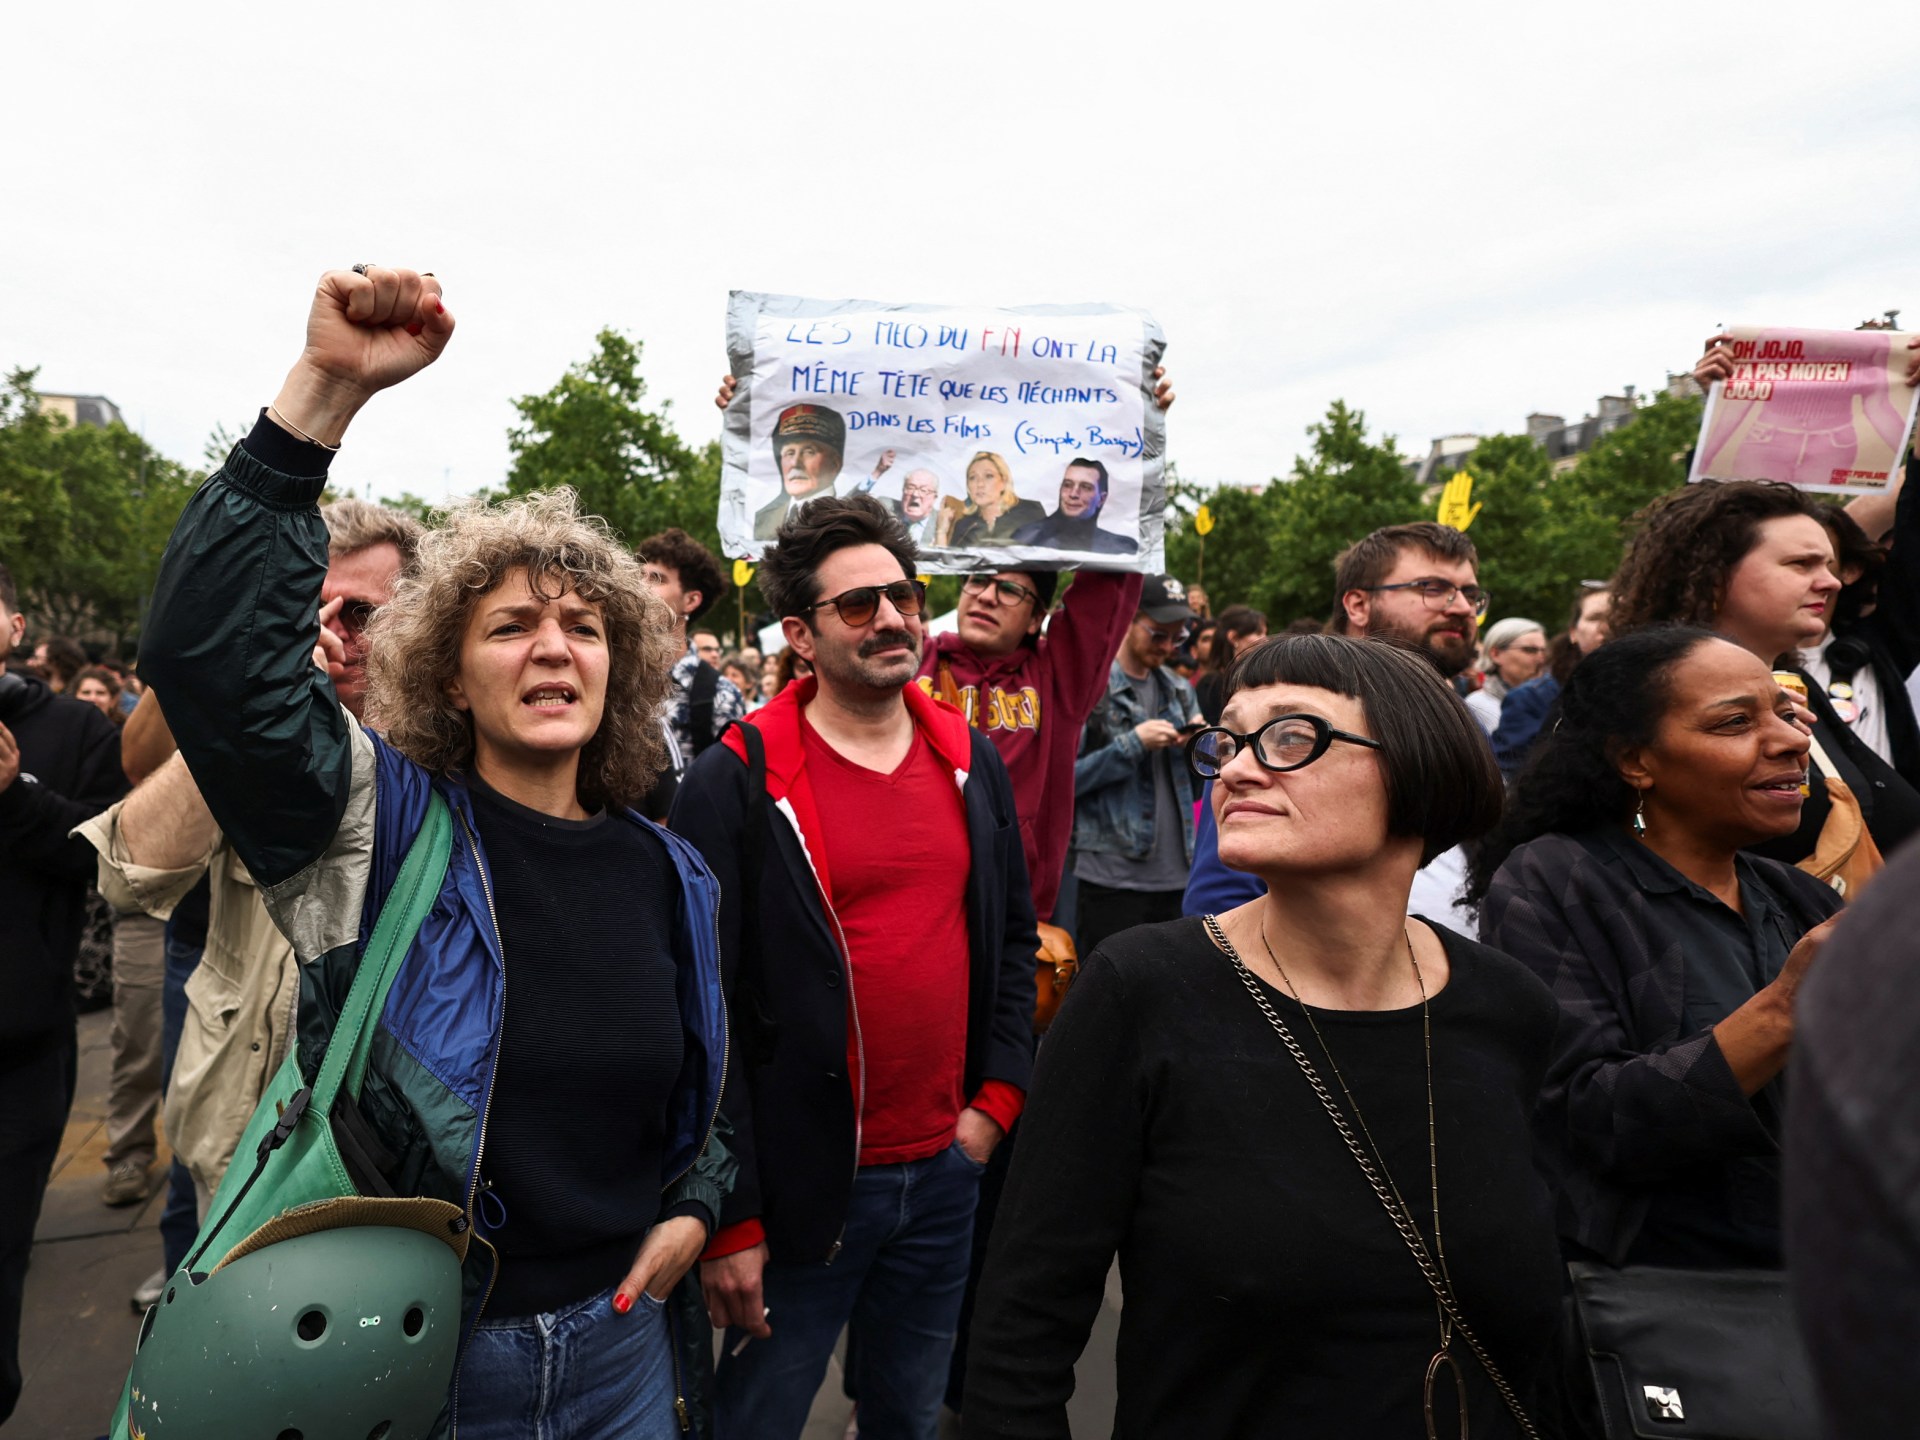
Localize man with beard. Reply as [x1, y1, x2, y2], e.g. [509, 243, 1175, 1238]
[1010, 458, 1140, 555]
[1183, 521, 1487, 930]
[0, 560, 128, 1424]
[670, 495, 1035, 1439]
[78, 499, 418, 1270]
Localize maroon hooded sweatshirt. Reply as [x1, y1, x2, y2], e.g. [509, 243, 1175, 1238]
[915, 570, 1143, 923]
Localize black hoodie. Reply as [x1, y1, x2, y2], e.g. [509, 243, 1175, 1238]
[0, 670, 127, 1052]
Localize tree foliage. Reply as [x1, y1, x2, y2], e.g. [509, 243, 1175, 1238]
[501, 329, 758, 640]
[0, 367, 203, 647]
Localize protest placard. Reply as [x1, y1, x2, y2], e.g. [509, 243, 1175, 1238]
[1689, 326, 1919, 496]
[719, 292, 1168, 571]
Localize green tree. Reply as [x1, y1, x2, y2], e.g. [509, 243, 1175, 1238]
[1264, 401, 1424, 623]
[503, 329, 760, 643]
[1452, 434, 1555, 625]
[1164, 482, 1277, 616]
[1545, 392, 1703, 594]
[0, 367, 202, 647]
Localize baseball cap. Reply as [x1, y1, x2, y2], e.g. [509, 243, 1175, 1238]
[1140, 575, 1196, 625]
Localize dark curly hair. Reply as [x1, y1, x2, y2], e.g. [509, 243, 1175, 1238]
[1610, 481, 1839, 637]
[637, 527, 729, 623]
[757, 494, 918, 620]
[1208, 605, 1267, 672]
[1465, 625, 1717, 906]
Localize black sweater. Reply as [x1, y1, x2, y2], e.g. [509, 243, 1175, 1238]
[962, 917, 1564, 1439]
[470, 781, 701, 1317]
[0, 672, 127, 1051]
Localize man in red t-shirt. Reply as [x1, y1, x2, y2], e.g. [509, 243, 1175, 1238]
[671, 496, 1037, 1440]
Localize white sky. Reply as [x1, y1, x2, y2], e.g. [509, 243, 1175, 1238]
[5, 2, 1916, 506]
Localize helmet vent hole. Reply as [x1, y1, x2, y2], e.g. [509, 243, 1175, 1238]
[296, 1309, 328, 1342]
[278, 1430, 303, 1440]
[368, 1424, 393, 1440]
[403, 1306, 425, 1337]
[164, 1286, 176, 1305]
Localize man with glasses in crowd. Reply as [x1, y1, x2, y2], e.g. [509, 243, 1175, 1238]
[670, 494, 1036, 1440]
[1071, 575, 1203, 955]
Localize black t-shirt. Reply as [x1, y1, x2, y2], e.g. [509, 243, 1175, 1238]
[964, 916, 1565, 1438]
[468, 779, 695, 1317]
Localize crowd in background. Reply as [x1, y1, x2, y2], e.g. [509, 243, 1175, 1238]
[3, 268, 1918, 1440]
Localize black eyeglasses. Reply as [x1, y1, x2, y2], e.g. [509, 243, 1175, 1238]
[1363, 579, 1491, 617]
[801, 579, 927, 627]
[1185, 714, 1382, 781]
[961, 575, 1040, 607]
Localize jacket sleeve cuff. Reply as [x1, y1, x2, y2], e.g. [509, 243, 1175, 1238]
[700, 1217, 766, 1261]
[660, 1197, 716, 1239]
[241, 408, 337, 480]
[970, 1080, 1026, 1134]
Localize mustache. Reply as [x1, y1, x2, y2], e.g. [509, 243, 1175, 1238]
[860, 629, 919, 658]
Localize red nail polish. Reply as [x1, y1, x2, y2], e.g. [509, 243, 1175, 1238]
[434, 299, 445, 314]
[612, 1292, 632, 1314]
[406, 322, 424, 337]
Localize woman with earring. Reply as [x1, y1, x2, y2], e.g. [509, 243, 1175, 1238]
[964, 634, 1563, 1439]
[1608, 478, 1920, 869]
[1471, 627, 1842, 1272]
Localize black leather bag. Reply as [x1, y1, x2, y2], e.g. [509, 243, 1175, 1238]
[1568, 1263, 1821, 1439]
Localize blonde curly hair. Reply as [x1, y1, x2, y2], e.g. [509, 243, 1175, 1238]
[365, 488, 678, 810]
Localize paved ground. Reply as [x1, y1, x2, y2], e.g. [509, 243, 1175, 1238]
[11, 1009, 1121, 1437]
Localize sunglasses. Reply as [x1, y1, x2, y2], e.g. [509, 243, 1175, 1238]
[334, 599, 379, 636]
[801, 579, 928, 628]
[961, 575, 1040, 607]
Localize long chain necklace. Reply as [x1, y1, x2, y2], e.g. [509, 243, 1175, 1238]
[1204, 913, 1542, 1440]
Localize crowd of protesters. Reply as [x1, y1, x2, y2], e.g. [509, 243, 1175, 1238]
[2, 267, 1919, 1440]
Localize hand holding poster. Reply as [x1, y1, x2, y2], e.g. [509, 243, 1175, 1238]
[719, 292, 1168, 571]
[1689, 326, 1919, 495]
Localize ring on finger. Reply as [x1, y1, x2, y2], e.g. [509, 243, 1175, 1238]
[352, 262, 378, 276]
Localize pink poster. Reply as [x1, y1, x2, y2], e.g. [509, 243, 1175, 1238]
[1689, 326, 1919, 496]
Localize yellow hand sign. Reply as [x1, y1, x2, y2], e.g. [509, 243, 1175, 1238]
[732, 559, 755, 587]
[1194, 504, 1215, 536]
[1437, 471, 1482, 532]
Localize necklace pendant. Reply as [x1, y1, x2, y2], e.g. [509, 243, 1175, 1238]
[1425, 1348, 1468, 1440]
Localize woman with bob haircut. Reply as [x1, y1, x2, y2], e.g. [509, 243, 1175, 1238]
[962, 633, 1565, 1439]
[1609, 477, 1920, 867]
[136, 266, 732, 1439]
[1470, 626, 1842, 1272]
[946, 450, 1046, 547]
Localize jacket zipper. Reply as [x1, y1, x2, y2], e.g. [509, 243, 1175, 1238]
[450, 806, 507, 1439]
[779, 808, 864, 1263]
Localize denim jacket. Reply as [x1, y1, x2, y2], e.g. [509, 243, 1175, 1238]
[1072, 661, 1201, 862]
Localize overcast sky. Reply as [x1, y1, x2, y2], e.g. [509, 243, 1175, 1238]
[5, 2, 1915, 509]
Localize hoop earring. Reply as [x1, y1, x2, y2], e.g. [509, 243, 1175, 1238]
[1633, 790, 1648, 837]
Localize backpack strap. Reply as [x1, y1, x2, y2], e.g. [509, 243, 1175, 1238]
[690, 661, 721, 756]
[723, 719, 769, 969]
[327, 791, 453, 1107]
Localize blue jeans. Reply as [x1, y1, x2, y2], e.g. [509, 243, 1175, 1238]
[158, 925, 202, 1276]
[458, 1282, 681, 1439]
[715, 1140, 984, 1440]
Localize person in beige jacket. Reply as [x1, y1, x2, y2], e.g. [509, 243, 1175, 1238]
[80, 499, 418, 1213]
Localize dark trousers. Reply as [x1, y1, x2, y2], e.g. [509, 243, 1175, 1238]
[1074, 881, 1186, 959]
[0, 1028, 79, 1425]
[158, 924, 204, 1276]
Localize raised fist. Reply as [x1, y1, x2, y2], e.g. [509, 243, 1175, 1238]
[269, 267, 456, 447]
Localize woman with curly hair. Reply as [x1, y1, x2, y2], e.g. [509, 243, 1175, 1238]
[1609, 478, 1920, 867]
[1470, 626, 1841, 1271]
[946, 451, 1047, 547]
[136, 267, 732, 1439]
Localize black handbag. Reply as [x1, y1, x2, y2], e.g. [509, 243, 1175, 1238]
[1568, 1263, 1821, 1439]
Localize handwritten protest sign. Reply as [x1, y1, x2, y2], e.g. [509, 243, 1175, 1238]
[719, 292, 1168, 571]
[1689, 326, 1919, 496]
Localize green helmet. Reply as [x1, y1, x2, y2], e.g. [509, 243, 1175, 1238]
[124, 1224, 461, 1440]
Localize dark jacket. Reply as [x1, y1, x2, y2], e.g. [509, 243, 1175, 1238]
[670, 676, 1038, 1262]
[139, 437, 734, 1428]
[1009, 510, 1139, 554]
[1482, 827, 1841, 1264]
[1490, 673, 1560, 779]
[0, 672, 127, 1051]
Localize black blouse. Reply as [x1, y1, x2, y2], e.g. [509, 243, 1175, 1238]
[962, 917, 1564, 1439]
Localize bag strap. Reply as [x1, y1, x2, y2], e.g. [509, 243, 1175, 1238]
[319, 792, 454, 1112]
[723, 720, 769, 972]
